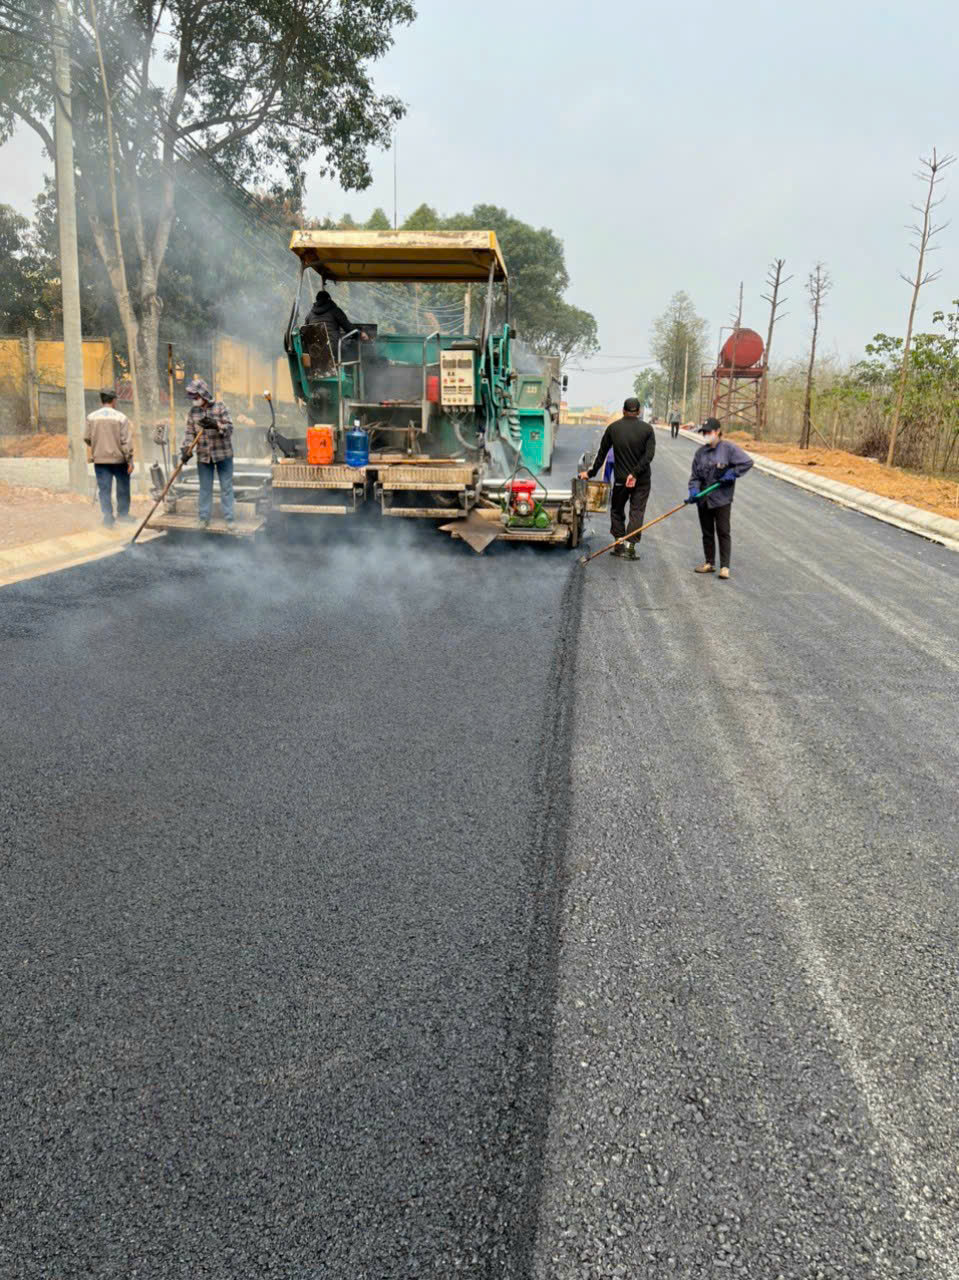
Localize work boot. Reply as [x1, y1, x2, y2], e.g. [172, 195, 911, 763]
[694, 562, 714, 573]
[623, 542, 639, 562]
[199, 518, 211, 530]
[718, 566, 730, 579]
[610, 543, 626, 558]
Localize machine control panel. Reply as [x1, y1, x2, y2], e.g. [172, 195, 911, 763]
[440, 350, 476, 407]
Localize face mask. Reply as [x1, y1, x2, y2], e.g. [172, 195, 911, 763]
[703, 433, 718, 447]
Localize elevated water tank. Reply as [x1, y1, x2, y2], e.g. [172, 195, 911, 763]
[720, 328, 764, 369]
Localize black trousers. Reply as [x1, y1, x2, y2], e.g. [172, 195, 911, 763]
[610, 478, 651, 543]
[670, 422, 679, 438]
[698, 501, 732, 568]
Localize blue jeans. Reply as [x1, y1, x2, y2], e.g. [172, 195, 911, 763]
[197, 457, 235, 522]
[94, 462, 130, 522]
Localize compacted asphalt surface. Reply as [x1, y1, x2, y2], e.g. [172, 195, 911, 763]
[534, 429, 959, 1280]
[2, 426, 958, 1279]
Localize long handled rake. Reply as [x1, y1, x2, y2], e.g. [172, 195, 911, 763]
[578, 482, 720, 566]
[130, 429, 204, 545]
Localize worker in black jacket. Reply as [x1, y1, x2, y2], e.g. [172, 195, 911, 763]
[301, 289, 370, 370]
[579, 397, 656, 560]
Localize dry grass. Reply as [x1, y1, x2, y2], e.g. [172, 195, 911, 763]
[728, 432, 959, 521]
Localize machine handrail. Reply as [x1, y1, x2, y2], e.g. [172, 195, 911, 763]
[337, 329, 361, 434]
[420, 330, 442, 435]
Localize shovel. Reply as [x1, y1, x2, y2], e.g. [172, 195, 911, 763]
[578, 482, 720, 566]
[130, 429, 204, 544]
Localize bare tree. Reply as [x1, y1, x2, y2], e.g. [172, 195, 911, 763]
[758, 258, 790, 440]
[800, 263, 831, 450]
[886, 148, 955, 465]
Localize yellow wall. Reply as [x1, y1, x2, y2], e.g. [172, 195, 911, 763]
[0, 333, 294, 406]
[213, 334, 296, 406]
[35, 339, 113, 389]
[0, 337, 112, 390]
[0, 340, 27, 388]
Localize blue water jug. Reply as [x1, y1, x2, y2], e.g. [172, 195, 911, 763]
[345, 425, 369, 468]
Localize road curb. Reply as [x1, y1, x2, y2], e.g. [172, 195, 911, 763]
[0, 526, 163, 589]
[665, 426, 959, 552]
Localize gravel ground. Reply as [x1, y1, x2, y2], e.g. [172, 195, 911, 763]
[0, 434, 590, 1280]
[534, 432, 959, 1279]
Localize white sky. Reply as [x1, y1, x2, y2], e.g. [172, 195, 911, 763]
[2, 0, 957, 408]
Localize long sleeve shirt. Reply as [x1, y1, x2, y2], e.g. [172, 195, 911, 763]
[689, 439, 754, 508]
[84, 405, 134, 465]
[587, 416, 656, 485]
[182, 399, 234, 464]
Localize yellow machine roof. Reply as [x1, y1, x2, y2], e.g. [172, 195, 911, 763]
[288, 230, 508, 283]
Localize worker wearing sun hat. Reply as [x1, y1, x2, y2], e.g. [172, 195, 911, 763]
[181, 376, 235, 528]
[685, 417, 753, 579]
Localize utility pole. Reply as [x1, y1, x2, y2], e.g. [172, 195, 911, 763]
[463, 285, 472, 334]
[392, 133, 398, 230]
[681, 341, 689, 423]
[53, 0, 87, 492]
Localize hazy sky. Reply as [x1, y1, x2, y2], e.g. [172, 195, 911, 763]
[2, 0, 957, 407]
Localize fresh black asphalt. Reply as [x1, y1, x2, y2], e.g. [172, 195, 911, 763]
[2, 426, 958, 1279]
[0, 431, 588, 1278]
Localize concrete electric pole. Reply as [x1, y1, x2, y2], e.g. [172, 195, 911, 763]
[52, 0, 87, 492]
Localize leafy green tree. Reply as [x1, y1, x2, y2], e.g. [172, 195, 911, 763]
[0, 204, 44, 333]
[366, 208, 392, 230]
[648, 291, 708, 419]
[0, 0, 414, 444]
[632, 367, 666, 416]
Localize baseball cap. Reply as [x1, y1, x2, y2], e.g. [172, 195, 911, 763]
[696, 417, 722, 434]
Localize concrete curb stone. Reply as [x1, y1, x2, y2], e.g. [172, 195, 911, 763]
[0, 526, 163, 589]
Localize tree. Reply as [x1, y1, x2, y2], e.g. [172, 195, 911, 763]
[366, 207, 391, 230]
[633, 367, 666, 416]
[649, 291, 708, 420]
[0, 204, 45, 332]
[759, 258, 790, 440]
[800, 263, 831, 450]
[0, 0, 414, 449]
[390, 201, 598, 359]
[886, 147, 955, 465]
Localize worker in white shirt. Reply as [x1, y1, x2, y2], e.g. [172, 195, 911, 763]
[84, 388, 135, 526]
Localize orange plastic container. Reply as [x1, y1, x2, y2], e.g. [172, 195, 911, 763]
[307, 425, 334, 465]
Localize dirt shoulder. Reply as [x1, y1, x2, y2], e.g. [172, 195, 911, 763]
[0, 481, 151, 552]
[0, 432, 70, 458]
[727, 433, 959, 521]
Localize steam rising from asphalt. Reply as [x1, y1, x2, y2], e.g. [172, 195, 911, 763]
[33, 519, 569, 660]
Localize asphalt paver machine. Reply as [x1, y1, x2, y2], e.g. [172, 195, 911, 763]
[276, 230, 585, 551]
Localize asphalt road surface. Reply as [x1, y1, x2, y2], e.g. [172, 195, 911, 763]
[534, 428, 959, 1279]
[2, 426, 957, 1279]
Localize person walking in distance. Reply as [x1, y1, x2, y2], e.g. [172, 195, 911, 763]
[181, 377, 235, 529]
[669, 408, 681, 439]
[685, 417, 753, 579]
[84, 388, 135, 526]
[579, 397, 656, 561]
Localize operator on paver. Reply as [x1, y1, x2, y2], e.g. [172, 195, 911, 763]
[84, 388, 135, 527]
[301, 288, 371, 370]
[579, 396, 656, 561]
[685, 416, 754, 579]
[180, 377, 235, 530]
